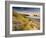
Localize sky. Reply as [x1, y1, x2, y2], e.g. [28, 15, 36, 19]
[13, 7, 40, 13]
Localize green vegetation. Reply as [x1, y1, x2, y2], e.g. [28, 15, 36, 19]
[12, 12, 40, 31]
